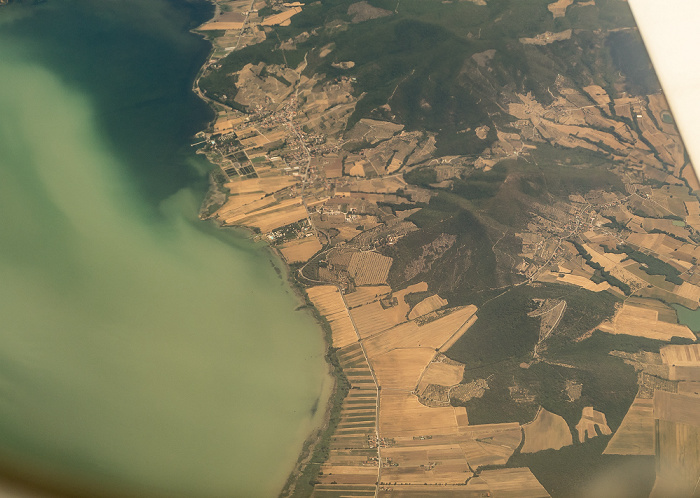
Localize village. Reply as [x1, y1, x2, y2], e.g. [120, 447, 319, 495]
[192, 0, 700, 496]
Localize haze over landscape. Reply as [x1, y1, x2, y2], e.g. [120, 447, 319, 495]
[0, 2, 328, 496]
[1, 0, 700, 497]
[629, 0, 700, 176]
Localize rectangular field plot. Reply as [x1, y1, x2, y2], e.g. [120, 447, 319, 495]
[279, 236, 322, 264]
[347, 251, 393, 285]
[381, 444, 472, 485]
[344, 285, 391, 308]
[598, 301, 695, 341]
[372, 348, 436, 390]
[364, 306, 478, 358]
[307, 286, 358, 349]
[478, 468, 550, 497]
[379, 392, 463, 438]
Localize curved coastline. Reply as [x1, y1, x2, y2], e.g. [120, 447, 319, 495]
[0, 1, 331, 496]
[188, 2, 341, 496]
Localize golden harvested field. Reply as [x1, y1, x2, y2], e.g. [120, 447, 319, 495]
[216, 194, 280, 222]
[317, 465, 376, 479]
[213, 117, 244, 133]
[575, 407, 612, 443]
[397, 282, 428, 300]
[246, 204, 309, 232]
[674, 281, 700, 303]
[347, 160, 367, 177]
[654, 391, 700, 426]
[378, 484, 490, 497]
[239, 135, 269, 148]
[548, 0, 573, 17]
[583, 85, 611, 106]
[625, 297, 680, 323]
[544, 121, 627, 151]
[625, 232, 684, 257]
[312, 156, 343, 179]
[336, 345, 375, 389]
[461, 433, 517, 464]
[661, 344, 700, 381]
[408, 294, 448, 320]
[598, 302, 695, 341]
[377, 471, 548, 498]
[379, 392, 464, 438]
[334, 225, 363, 241]
[624, 262, 676, 292]
[387, 157, 403, 173]
[687, 200, 700, 216]
[677, 381, 700, 397]
[364, 306, 478, 357]
[318, 384, 379, 495]
[279, 236, 322, 264]
[417, 361, 465, 393]
[349, 283, 427, 338]
[660, 344, 700, 367]
[376, 424, 523, 487]
[344, 285, 391, 308]
[478, 468, 550, 497]
[641, 218, 690, 241]
[225, 175, 297, 195]
[260, 6, 302, 26]
[638, 113, 685, 167]
[653, 421, 700, 497]
[391, 282, 428, 318]
[458, 441, 513, 469]
[381, 444, 471, 485]
[307, 286, 358, 349]
[307, 285, 346, 315]
[603, 397, 655, 455]
[668, 366, 700, 382]
[439, 314, 478, 353]
[581, 243, 640, 286]
[459, 425, 522, 468]
[372, 348, 436, 390]
[555, 273, 610, 292]
[521, 408, 572, 453]
[347, 251, 393, 285]
[351, 301, 403, 339]
[218, 195, 303, 224]
[215, 191, 265, 213]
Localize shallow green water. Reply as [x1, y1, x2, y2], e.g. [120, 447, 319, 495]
[672, 304, 700, 333]
[0, 2, 328, 497]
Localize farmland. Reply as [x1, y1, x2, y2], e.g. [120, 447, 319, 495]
[280, 237, 322, 264]
[603, 398, 655, 456]
[193, 0, 700, 495]
[521, 408, 572, 453]
[597, 300, 696, 341]
[575, 407, 612, 443]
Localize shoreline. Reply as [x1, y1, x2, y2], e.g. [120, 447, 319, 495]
[188, 3, 342, 496]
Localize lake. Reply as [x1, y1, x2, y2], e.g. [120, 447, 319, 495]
[0, 1, 329, 496]
[672, 304, 700, 334]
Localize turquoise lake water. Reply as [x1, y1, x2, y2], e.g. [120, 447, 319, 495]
[0, 1, 329, 496]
